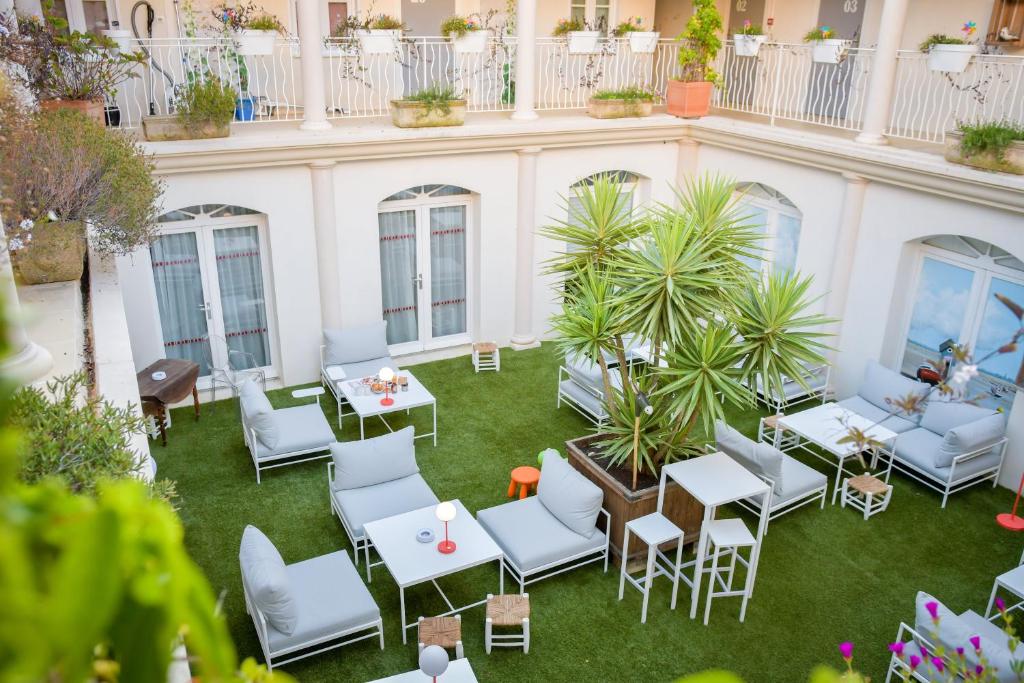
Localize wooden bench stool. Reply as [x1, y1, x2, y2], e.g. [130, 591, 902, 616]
[472, 342, 500, 373]
[417, 615, 464, 659]
[485, 593, 530, 654]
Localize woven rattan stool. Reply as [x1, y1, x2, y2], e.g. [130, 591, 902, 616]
[485, 593, 530, 654]
[841, 473, 893, 520]
[417, 614, 464, 659]
[472, 342, 500, 372]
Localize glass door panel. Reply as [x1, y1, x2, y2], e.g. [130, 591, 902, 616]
[212, 226, 271, 370]
[379, 210, 419, 345]
[429, 206, 467, 339]
[900, 256, 975, 377]
[974, 276, 1024, 409]
[150, 233, 213, 375]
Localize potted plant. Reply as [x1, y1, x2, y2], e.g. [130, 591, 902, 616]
[542, 174, 830, 565]
[667, 0, 722, 118]
[804, 26, 848, 64]
[945, 121, 1024, 174]
[357, 14, 405, 54]
[734, 19, 766, 57]
[441, 14, 492, 54]
[213, 1, 284, 56]
[0, 8, 144, 125]
[0, 92, 161, 284]
[143, 76, 237, 141]
[391, 85, 466, 128]
[920, 22, 978, 73]
[553, 18, 604, 55]
[612, 17, 659, 53]
[588, 87, 655, 118]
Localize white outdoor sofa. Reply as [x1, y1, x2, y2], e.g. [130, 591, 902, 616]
[320, 321, 396, 427]
[327, 426, 439, 580]
[836, 360, 931, 435]
[887, 591, 1022, 682]
[880, 399, 1008, 508]
[556, 353, 623, 429]
[477, 452, 610, 593]
[239, 525, 383, 671]
[238, 380, 335, 484]
[714, 420, 827, 529]
[750, 363, 832, 412]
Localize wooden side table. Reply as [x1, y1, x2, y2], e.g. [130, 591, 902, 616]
[137, 358, 201, 447]
[841, 474, 893, 520]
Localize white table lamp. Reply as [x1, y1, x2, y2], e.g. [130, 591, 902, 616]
[435, 501, 457, 554]
[378, 366, 395, 406]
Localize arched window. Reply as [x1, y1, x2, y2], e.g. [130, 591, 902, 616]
[567, 171, 639, 234]
[734, 182, 802, 274]
[378, 185, 473, 350]
[900, 235, 1024, 411]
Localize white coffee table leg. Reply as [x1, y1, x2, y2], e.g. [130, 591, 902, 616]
[400, 585, 408, 644]
[433, 402, 437, 446]
[690, 506, 713, 619]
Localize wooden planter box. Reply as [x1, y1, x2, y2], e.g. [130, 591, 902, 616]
[390, 99, 467, 128]
[142, 115, 230, 142]
[587, 97, 653, 119]
[566, 434, 705, 567]
[945, 131, 1024, 175]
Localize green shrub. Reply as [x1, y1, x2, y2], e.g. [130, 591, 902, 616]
[552, 18, 584, 36]
[736, 21, 763, 36]
[803, 26, 837, 41]
[676, 0, 722, 83]
[247, 13, 284, 31]
[612, 17, 646, 36]
[177, 77, 238, 132]
[957, 121, 1024, 169]
[369, 14, 404, 30]
[403, 85, 460, 117]
[440, 15, 482, 39]
[918, 33, 967, 52]
[592, 86, 656, 101]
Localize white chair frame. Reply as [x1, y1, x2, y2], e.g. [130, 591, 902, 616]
[240, 551, 384, 671]
[556, 365, 611, 430]
[884, 623, 947, 683]
[497, 508, 611, 594]
[320, 345, 349, 428]
[878, 436, 1009, 508]
[240, 387, 333, 484]
[326, 461, 388, 582]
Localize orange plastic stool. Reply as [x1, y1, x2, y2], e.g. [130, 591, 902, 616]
[507, 466, 541, 500]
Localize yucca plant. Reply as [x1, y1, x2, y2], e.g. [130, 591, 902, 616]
[545, 172, 833, 485]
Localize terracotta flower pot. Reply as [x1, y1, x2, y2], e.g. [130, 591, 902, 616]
[12, 220, 87, 285]
[666, 80, 713, 119]
[39, 98, 105, 126]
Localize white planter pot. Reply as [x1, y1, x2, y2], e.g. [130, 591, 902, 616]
[567, 30, 602, 54]
[927, 44, 978, 73]
[627, 31, 660, 53]
[101, 29, 133, 52]
[811, 39, 849, 64]
[733, 34, 766, 57]
[452, 29, 491, 53]
[235, 29, 276, 56]
[357, 29, 401, 55]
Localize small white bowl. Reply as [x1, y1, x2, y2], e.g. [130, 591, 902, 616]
[151, 371, 167, 381]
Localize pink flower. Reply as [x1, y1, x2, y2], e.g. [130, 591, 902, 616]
[956, 647, 965, 658]
[932, 657, 945, 673]
[889, 642, 905, 656]
[909, 655, 922, 670]
[976, 664, 985, 676]
[970, 635, 982, 651]
[839, 641, 853, 660]
[996, 597, 1006, 612]
[926, 601, 940, 621]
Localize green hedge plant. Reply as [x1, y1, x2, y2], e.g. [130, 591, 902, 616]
[919, 33, 967, 52]
[177, 76, 238, 133]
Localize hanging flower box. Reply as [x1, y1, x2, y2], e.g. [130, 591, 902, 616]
[235, 29, 276, 56]
[627, 31, 660, 53]
[453, 29, 491, 54]
[927, 44, 978, 73]
[810, 39, 849, 64]
[357, 29, 401, 55]
[733, 34, 766, 57]
[568, 30, 603, 54]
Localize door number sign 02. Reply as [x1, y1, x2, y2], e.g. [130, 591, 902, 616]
[735, 0, 747, 11]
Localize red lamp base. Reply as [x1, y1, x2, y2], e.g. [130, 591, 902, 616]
[437, 539, 457, 554]
[380, 397, 394, 406]
[997, 513, 1024, 531]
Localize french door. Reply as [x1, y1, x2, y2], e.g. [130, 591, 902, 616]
[150, 219, 278, 382]
[378, 199, 470, 355]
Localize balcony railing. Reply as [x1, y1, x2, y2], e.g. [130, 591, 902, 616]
[107, 36, 1024, 145]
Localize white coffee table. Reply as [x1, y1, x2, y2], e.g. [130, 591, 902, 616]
[339, 370, 437, 445]
[366, 658, 478, 682]
[772, 402, 898, 504]
[986, 564, 1024, 618]
[363, 500, 504, 644]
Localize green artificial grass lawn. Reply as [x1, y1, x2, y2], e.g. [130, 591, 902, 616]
[156, 344, 1018, 682]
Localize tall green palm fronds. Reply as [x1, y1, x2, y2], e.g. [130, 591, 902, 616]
[732, 270, 834, 406]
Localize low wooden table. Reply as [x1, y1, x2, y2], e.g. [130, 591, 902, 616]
[137, 358, 201, 447]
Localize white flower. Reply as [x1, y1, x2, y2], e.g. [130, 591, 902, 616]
[950, 363, 978, 388]
[8, 237, 24, 250]
[18, 219, 34, 231]
[46, 210, 58, 222]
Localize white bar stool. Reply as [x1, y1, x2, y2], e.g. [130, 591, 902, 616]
[703, 518, 756, 625]
[618, 512, 686, 624]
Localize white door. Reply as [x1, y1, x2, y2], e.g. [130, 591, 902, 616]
[378, 186, 471, 355]
[150, 207, 278, 383]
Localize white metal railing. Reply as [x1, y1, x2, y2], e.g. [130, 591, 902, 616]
[535, 37, 680, 110]
[887, 50, 1024, 143]
[713, 41, 874, 133]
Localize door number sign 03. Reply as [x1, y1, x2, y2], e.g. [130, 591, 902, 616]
[843, 0, 858, 12]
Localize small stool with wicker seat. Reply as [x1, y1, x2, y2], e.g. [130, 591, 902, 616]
[473, 342, 500, 373]
[485, 593, 530, 654]
[841, 473, 893, 520]
[417, 615, 464, 659]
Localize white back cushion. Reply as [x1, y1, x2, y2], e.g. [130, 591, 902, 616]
[239, 379, 279, 448]
[330, 426, 418, 490]
[239, 525, 298, 635]
[324, 323, 389, 366]
[715, 420, 784, 495]
[537, 451, 603, 538]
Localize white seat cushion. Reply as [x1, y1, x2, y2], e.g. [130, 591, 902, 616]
[266, 551, 380, 653]
[254, 404, 335, 460]
[331, 473, 439, 538]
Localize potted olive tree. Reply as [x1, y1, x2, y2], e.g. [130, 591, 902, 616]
[666, 0, 722, 118]
[213, 2, 286, 56]
[143, 76, 237, 141]
[391, 85, 466, 128]
[542, 174, 831, 564]
[0, 95, 161, 284]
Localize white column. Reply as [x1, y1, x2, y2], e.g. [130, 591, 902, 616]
[824, 173, 869, 339]
[676, 138, 699, 188]
[511, 0, 538, 121]
[511, 147, 541, 349]
[0, 224, 52, 384]
[297, 0, 330, 131]
[854, 0, 910, 145]
[310, 162, 341, 329]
